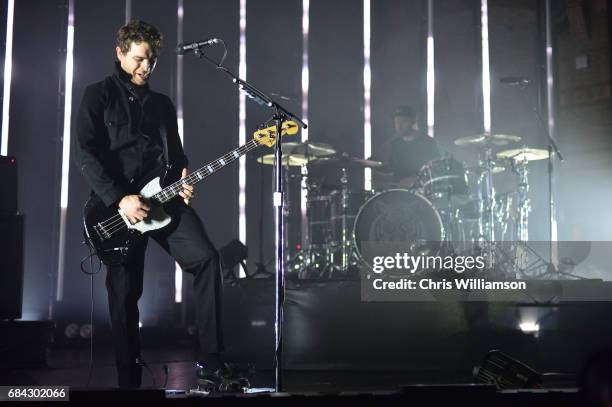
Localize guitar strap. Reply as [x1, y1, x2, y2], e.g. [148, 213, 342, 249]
[159, 121, 171, 172]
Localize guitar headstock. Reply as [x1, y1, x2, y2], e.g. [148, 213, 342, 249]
[253, 120, 299, 147]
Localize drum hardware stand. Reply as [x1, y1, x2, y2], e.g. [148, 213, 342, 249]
[282, 162, 293, 264]
[320, 167, 352, 278]
[494, 193, 511, 242]
[476, 145, 497, 269]
[289, 174, 325, 278]
[502, 156, 537, 278]
[514, 156, 531, 243]
[289, 164, 313, 278]
[334, 167, 352, 275]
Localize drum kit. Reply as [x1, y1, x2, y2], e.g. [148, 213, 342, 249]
[256, 133, 550, 278]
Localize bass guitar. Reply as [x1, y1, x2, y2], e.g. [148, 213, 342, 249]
[83, 121, 298, 266]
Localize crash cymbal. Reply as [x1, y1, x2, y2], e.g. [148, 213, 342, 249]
[310, 154, 384, 168]
[496, 148, 549, 161]
[454, 133, 522, 147]
[257, 153, 310, 166]
[282, 141, 336, 157]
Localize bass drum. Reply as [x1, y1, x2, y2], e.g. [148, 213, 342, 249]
[353, 189, 444, 270]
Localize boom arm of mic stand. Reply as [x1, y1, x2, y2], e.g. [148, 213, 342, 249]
[216, 66, 307, 130]
[189, 46, 307, 129]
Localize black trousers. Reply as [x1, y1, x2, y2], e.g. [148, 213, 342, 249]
[105, 202, 224, 388]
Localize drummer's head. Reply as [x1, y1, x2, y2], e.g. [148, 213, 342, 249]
[392, 105, 417, 136]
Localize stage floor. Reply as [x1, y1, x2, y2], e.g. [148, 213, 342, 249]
[1, 346, 579, 398]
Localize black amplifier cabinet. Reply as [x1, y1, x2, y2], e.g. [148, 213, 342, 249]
[0, 213, 24, 319]
[0, 155, 17, 214]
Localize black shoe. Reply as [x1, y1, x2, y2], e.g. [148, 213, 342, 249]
[195, 362, 251, 393]
[116, 358, 143, 389]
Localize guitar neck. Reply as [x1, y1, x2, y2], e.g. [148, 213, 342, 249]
[154, 138, 260, 204]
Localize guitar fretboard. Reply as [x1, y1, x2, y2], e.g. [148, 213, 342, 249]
[153, 138, 260, 204]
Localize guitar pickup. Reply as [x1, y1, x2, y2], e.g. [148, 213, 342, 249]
[94, 223, 111, 240]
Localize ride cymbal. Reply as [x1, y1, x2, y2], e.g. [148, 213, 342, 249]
[310, 154, 384, 168]
[281, 141, 336, 157]
[454, 133, 521, 147]
[496, 148, 549, 161]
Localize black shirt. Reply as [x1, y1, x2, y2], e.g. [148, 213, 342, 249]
[387, 133, 440, 182]
[125, 81, 164, 179]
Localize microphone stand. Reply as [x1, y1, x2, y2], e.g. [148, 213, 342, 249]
[191, 46, 307, 392]
[513, 83, 581, 280]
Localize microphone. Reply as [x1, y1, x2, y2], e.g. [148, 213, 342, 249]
[500, 77, 531, 86]
[175, 38, 220, 55]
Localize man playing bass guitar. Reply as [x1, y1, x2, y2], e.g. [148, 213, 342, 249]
[76, 20, 239, 391]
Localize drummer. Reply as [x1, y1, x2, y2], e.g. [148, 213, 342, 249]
[372, 105, 440, 189]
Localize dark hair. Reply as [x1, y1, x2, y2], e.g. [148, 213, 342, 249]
[116, 20, 163, 57]
[392, 105, 417, 120]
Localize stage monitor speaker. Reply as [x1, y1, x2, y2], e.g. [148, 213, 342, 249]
[0, 155, 18, 214]
[0, 214, 24, 319]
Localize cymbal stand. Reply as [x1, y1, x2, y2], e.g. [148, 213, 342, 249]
[288, 174, 321, 278]
[513, 157, 531, 243]
[339, 167, 350, 273]
[477, 145, 496, 267]
[506, 156, 536, 277]
[282, 164, 292, 264]
[324, 167, 351, 278]
[494, 192, 512, 241]
[300, 163, 309, 252]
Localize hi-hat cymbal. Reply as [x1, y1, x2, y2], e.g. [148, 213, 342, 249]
[257, 153, 310, 166]
[282, 141, 336, 157]
[310, 154, 383, 168]
[496, 148, 550, 161]
[454, 133, 522, 147]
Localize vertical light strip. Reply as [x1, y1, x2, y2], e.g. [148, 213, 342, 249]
[56, 0, 75, 300]
[238, 0, 247, 247]
[363, 0, 371, 191]
[125, 0, 132, 23]
[301, 0, 309, 144]
[174, 0, 184, 303]
[1, 0, 15, 156]
[545, 0, 558, 252]
[480, 0, 491, 134]
[300, 0, 309, 236]
[426, 0, 434, 137]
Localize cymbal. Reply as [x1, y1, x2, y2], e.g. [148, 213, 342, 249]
[282, 141, 335, 157]
[496, 148, 550, 161]
[257, 153, 310, 166]
[310, 154, 384, 168]
[454, 133, 521, 147]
